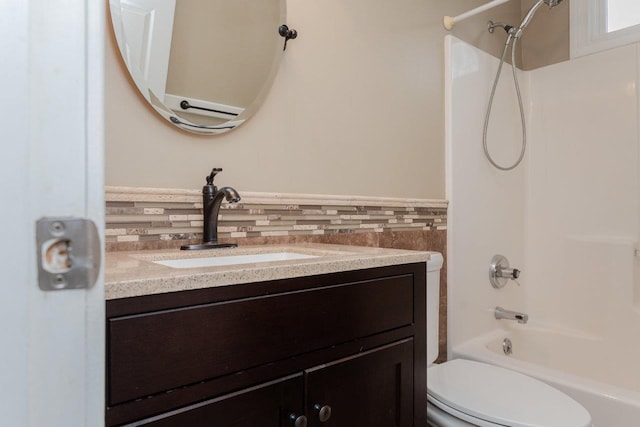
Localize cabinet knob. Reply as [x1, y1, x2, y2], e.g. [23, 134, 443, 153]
[288, 413, 307, 427]
[313, 404, 332, 422]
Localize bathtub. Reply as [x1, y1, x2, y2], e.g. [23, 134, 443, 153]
[452, 328, 640, 426]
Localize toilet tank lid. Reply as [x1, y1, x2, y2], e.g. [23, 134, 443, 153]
[427, 252, 444, 272]
[427, 359, 591, 427]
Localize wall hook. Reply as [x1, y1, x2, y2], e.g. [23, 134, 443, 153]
[279, 24, 298, 51]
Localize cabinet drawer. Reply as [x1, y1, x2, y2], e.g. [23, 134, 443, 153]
[108, 274, 414, 405]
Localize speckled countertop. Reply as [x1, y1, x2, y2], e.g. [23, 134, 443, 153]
[105, 243, 432, 300]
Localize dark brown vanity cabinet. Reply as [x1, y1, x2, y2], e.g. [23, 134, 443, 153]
[106, 263, 427, 426]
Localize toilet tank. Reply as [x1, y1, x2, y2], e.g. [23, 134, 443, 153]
[427, 252, 444, 365]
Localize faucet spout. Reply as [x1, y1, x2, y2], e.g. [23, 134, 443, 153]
[203, 186, 241, 244]
[494, 306, 528, 324]
[181, 169, 241, 250]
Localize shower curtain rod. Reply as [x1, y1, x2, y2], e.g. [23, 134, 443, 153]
[443, 0, 511, 30]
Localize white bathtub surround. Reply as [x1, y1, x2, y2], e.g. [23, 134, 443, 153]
[525, 44, 639, 339]
[446, 35, 640, 426]
[445, 35, 527, 348]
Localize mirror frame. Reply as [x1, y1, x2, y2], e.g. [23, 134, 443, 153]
[109, 0, 287, 135]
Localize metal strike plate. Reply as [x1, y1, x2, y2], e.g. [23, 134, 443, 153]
[36, 218, 101, 291]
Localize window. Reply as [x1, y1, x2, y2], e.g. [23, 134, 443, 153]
[607, 0, 640, 32]
[571, 0, 640, 58]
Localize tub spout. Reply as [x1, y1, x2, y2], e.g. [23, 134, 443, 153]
[495, 306, 528, 324]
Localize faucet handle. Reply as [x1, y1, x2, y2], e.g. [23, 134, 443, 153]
[489, 254, 521, 289]
[206, 168, 223, 185]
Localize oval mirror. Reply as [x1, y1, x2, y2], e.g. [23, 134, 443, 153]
[109, 0, 287, 135]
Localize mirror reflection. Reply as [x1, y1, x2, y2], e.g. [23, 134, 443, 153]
[109, 0, 286, 134]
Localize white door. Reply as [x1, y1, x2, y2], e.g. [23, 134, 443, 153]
[0, 1, 105, 426]
[111, 0, 176, 101]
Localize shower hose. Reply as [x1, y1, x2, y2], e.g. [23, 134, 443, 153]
[483, 35, 526, 171]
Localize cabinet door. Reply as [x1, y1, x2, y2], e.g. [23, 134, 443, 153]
[305, 340, 413, 427]
[132, 374, 303, 427]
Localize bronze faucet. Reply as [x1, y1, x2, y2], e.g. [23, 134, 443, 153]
[181, 168, 241, 250]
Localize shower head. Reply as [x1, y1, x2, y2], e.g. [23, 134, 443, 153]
[514, 0, 564, 38]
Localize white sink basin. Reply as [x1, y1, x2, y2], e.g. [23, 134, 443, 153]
[153, 252, 318, 269]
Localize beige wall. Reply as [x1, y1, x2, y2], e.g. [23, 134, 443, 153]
[106, 0, 519, 199]
[448, 0, 571, 71]
[520, 0, 570, 70]
[450, 0, 521, 61]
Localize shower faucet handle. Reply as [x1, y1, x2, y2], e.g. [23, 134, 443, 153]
[499, 267, 520, 280]
[489, 254, 521, 288]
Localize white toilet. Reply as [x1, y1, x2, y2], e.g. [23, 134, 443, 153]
[425, 253, 592, 427]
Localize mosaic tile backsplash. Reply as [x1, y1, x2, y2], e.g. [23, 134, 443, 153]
[106, 186, 447, 250]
